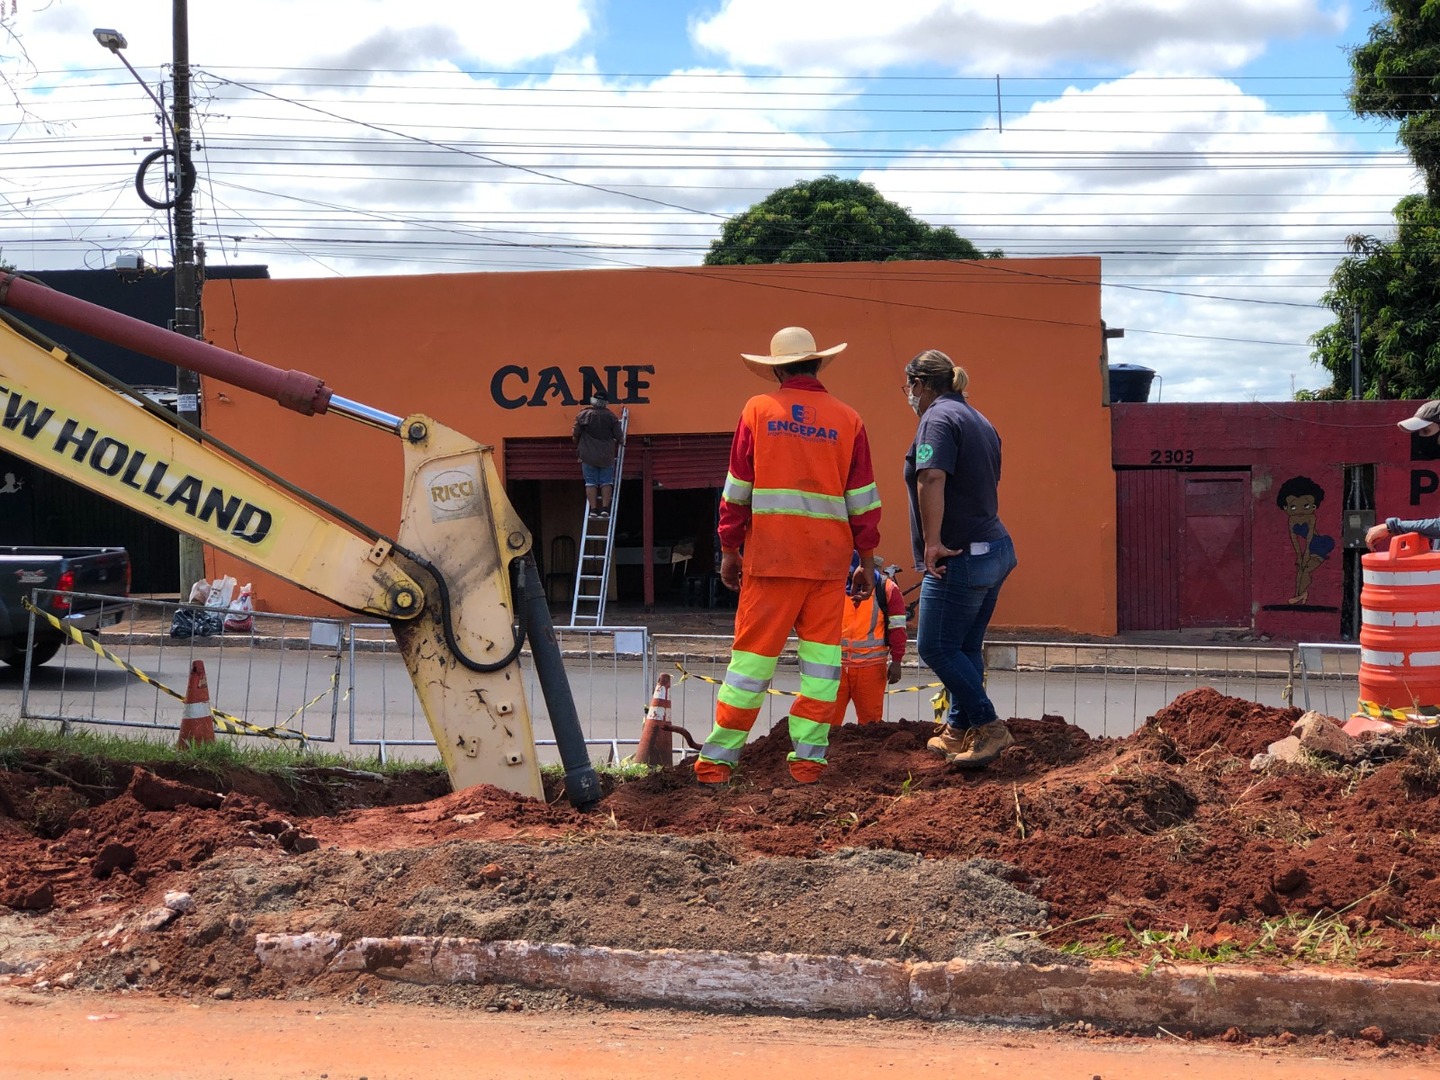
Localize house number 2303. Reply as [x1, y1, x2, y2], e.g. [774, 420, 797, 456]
[1150, 449, 1195, 464]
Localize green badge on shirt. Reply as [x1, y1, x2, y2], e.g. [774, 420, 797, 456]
[916, 443, 934, 465]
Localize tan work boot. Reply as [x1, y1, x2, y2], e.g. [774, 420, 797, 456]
[926, 725, 973, 759]
[948, 720, 1014, 770]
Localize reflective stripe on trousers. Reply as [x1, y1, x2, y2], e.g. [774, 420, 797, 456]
[698, 575, 845, 772]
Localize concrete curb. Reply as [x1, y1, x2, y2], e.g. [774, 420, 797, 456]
[255, 933, 1440, 1037]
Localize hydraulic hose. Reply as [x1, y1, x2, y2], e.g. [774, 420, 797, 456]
[392, 543, 527, 675]
[519, 553, 601, 810]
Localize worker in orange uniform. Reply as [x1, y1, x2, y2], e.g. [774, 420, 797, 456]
[833, 557, 907, 725]
[695, 326, 882, 786]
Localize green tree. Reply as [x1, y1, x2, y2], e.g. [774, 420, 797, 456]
[1312, 199, 1440, 399]
[1350, 0, 1440, 199]
[1311, 0, 1440, 398]
[704, 175, 996, 265]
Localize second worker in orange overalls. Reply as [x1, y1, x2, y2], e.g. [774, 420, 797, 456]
[833, 557, 908, 725]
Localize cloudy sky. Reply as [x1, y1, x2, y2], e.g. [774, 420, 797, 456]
[0, 0, 1413, 400]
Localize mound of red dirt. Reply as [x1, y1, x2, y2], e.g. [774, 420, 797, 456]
[3, 687, 1440, 1002]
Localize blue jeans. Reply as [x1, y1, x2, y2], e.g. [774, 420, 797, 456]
[581, 463, 615, 487]
[917, 536, 1017, 731]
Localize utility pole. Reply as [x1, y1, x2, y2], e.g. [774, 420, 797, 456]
[172, 0, 205, 597]
[1344, 307, 1368, 641]
[1347, 308, 1359, 403]
[94, 6, 203, 598]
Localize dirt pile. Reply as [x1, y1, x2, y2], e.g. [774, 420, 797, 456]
[3, 687, 1440, 1005]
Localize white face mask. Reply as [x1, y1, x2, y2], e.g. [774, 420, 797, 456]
[907, 390, 923, 415]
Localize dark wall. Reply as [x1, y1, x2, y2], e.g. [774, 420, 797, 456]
[0, 453, 178, 594]
[23, 267, 269, 388]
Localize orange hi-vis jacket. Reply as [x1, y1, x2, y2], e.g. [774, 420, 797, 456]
[841, 578, 908, 667]
[718, 376, 881, 580]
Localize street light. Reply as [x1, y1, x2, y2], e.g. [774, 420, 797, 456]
[92, 28, 193, 209]
[92, 28, 126, 51]
[92, 29, 171, 145]
[93, 17, 206, 598]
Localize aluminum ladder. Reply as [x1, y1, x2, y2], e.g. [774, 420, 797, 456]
[570, 407, 629, 627]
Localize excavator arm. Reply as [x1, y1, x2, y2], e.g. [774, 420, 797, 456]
[0, 273, 600, 807]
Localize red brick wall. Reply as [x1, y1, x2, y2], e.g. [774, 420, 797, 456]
[1112, 401, 1436, 639]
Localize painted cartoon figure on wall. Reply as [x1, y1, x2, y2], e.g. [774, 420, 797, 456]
[1276, 476, 1335, 605]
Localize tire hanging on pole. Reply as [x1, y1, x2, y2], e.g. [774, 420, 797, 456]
[134, 147, 197, 211]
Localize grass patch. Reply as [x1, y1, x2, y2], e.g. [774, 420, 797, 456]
[2, 722, 664, 787]
[1056, 883, 1395, 968]
[1254, 910, 1378, 964]
[1058, 924, 1251, 966]
[1400, 739, 1440, 796]
[1229, 805, 1321, 847]
[0, 719, 442, 780]
[542, 759, 658, 783]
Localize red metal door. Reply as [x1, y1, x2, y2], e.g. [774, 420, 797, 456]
[1179, 473, 1250, 628]
[1116, 468, 1180, 631]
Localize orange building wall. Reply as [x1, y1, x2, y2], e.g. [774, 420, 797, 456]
[200, 260, 1117, 635]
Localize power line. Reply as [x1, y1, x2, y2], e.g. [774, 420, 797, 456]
[10, 60, 1414, 369]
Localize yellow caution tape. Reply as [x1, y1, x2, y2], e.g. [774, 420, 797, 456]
[673, 662, 944, 699]
[280, 681, 338, 730]
[22, 598, 309, 743]
[931, 688, 949, 723]
[1355, 699, 1440, 728]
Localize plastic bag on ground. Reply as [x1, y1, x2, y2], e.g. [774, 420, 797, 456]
[223, 583, 254, 633]
[169, 607, 221, 638]
[204, 576, 237, 610]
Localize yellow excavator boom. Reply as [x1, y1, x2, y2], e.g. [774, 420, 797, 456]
[0, 273, 600, 807]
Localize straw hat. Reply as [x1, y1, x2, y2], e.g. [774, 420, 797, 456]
[740, 326, 846, 379]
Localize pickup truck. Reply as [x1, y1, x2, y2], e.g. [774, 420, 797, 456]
[0, 547, 131, 668]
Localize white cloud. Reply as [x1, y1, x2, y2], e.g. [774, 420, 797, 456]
[866, 75, 1411, 400]
[1, 5, 850, 278]
[18, 0, 596, 71]
[0, 2, 1411, 402]
[693, 0, 1347, 75]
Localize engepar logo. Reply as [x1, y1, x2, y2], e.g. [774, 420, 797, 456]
[916, 443, 935, 465]
[767, 402, 838, 441]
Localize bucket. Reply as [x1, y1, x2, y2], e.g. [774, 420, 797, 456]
[1358, 533, 1440, 718]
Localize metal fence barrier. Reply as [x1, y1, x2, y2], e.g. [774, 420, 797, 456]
[1295, 641, 1361, 718]
[19, 592, 345, 742]
[653, 635, 1301, 742]
[7, 594, 1366, 761]
[985, 640, 1299, 739]
[345, 624, 652, 765]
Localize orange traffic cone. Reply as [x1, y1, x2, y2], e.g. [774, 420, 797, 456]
[634, 672, 673, 768]
[177, 660, 215, 748]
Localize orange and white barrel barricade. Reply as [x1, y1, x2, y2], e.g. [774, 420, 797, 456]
[1357, 533, 1440, 730]
[177, 660, 216, 747]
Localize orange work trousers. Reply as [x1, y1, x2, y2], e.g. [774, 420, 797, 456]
[832, 661, 888, 724]
[695, 575, 845, 785]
